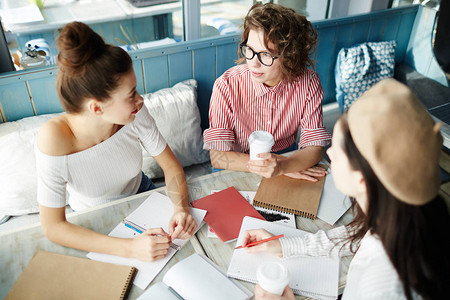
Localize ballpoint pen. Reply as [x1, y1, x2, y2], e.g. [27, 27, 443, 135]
[234, 234, 284, 249]
[123, 219, 181, 251]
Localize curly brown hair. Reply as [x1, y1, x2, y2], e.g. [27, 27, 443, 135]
[237, 3, 317, 82]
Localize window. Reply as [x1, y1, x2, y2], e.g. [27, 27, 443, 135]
[0, 0, 429, 72]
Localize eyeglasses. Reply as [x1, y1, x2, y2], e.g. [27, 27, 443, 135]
[239, 44, 279, 67]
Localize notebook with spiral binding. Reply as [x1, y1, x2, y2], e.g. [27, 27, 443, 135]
[6, 251, 136, 300]
[253, 165, 328, 219]
[87, 192, 206, 290]
[227, 217, 339, 300]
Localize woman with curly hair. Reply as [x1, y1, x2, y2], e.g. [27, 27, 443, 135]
[243, 79, 450, 299]
[203, 3, 331, 180]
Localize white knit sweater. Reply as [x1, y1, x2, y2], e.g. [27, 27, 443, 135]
[280, 227, 421, 299]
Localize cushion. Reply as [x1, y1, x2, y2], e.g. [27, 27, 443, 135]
[0, 113, 61, 220]
[0, 79, 209, 221]
[142, 79, 209, 178]
[335, 40, 396, 112]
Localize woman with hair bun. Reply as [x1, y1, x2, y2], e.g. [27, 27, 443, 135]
[203, 3, 331, 180]
[242, 79, 450, 299]
[36, 22, 197, 262]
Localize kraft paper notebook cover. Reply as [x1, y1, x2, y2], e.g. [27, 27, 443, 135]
[6, 251, 136, 300]
[253, 165, 328, 219]
[191, 186, 265, 243]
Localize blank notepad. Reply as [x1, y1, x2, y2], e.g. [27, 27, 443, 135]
[227, 217, 339, 300]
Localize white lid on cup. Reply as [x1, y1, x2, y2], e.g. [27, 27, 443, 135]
[256, 261, 290, 295]
[248, 130, 275, 146]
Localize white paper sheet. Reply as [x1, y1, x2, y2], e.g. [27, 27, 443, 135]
[227, 217, 339, 300]
[87, 192, 206, 289]
[317, 172, 352, 225]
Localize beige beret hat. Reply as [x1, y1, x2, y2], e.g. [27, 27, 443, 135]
[347, 79, 443, 205]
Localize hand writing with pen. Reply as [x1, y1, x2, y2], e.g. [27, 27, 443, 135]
[241, 230, 295, 300]
[126, 209, 197, 262]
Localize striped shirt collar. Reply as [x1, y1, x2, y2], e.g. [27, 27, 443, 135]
[252, 76, 287, 97]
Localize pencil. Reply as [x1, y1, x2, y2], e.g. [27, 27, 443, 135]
[234, 234, 284, 249]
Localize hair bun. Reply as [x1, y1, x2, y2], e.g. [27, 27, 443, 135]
[57, 21, 106, 74]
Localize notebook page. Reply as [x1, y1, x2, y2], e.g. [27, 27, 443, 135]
[137, 282, 180, 300]
[317, 172, 352, 225]
[87, 192, 207, 289]
[227, 217, 339, 300]
[162, 254, 251, 300]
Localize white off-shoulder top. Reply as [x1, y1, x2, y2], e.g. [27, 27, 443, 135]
[36, 105, 167, 211]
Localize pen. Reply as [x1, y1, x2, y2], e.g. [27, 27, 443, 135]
[235, 234, 284, 249]
[124, 222, 143, 234]
[123, 220, 181, 251]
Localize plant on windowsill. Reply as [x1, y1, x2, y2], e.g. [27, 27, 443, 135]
[115, 25, 140, 51]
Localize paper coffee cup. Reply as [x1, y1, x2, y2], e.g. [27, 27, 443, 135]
[248, 131, 274, 160]
[256, 261, 290, 295]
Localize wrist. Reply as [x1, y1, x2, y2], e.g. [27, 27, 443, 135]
[173, 205, 190, 213]
[277, 158, 287, 176]
[123, 237, 134, 258]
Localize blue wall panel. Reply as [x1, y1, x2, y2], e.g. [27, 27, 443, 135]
[314, 27, 336, 104]
[27, 76, 62, 115]
[193, 47, 216, 130]
[168, 51, 193, 86]
[350, 20, 370, 45]
[395, 11, 416, 63]
[143, 56, 169, 93]
[216, 42, 239, 78]
[367, 18, 386, 42]
[0, 82, 34, 122]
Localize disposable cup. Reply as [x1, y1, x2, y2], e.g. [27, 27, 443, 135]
[248, 131, 274, 160]
[256, 261, 290, 296]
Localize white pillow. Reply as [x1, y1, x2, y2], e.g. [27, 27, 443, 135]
[142, 79, 210, 178]
[0, 113, 61, 218]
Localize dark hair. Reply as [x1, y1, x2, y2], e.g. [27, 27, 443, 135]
[56, 22, 132, 113]
[237, 3, 317, 81]
[338, 114, 450, 299]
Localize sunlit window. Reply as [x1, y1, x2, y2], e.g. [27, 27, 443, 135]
[0, 0, 430, 72]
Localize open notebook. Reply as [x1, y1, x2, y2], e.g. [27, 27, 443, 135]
[227, 217, 340, 300]
[138, 253, 252, 300]
[87, 192, 206, 289]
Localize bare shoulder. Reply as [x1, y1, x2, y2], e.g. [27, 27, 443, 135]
[37, 115, 75, 156]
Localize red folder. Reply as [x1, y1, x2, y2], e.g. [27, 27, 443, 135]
[191, 186, 265, 243]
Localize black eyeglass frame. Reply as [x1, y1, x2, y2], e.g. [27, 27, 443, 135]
[239, 43, 279, 67]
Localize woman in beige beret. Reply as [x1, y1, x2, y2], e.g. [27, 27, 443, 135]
[242, 79, 450, 299]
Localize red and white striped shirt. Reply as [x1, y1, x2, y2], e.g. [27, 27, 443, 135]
[203, 64, 331, 153]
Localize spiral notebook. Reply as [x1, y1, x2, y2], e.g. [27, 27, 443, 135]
[227, 217, 339, 300]
[6, 251, 136, 300]
[253, 165, 328, 218]
[87, 192, 206, 289]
